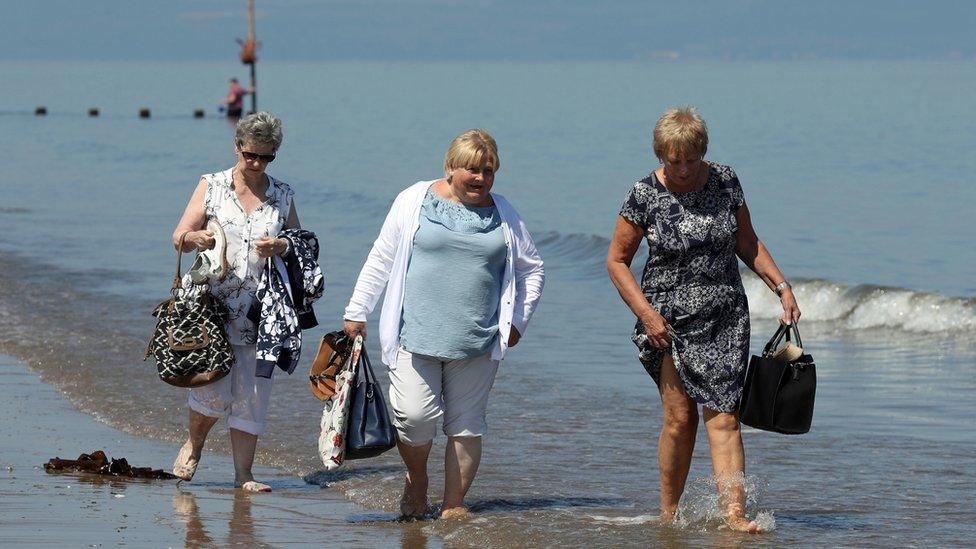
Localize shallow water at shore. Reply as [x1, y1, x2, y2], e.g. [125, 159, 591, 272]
[2, 245, 974, 546]
[2, 60, 975, 546]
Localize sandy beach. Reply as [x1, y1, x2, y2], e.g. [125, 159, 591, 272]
[0, 355, 431, 547]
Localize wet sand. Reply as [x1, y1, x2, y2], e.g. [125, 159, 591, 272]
[0, 355, 429, 547]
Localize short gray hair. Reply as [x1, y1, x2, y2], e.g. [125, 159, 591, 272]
[235, 111, 283, 150]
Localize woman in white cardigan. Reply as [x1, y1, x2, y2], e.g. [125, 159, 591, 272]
[343, 129, 545, 520]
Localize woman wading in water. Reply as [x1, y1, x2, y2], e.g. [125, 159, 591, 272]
[171, 112, 301, 492]
[607, 107, 800, 532]
[343, 129, 545, 519]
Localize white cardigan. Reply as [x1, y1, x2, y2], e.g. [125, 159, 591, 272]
[344, 180, 546, 366]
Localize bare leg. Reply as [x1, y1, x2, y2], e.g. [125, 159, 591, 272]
[231, 428, 270, 492]
[657, 354, 699, 523]
[441, 436, 483, 518]
[702, 408, 762, 533]
[397, 440, 433, 518]
[174, 410, 219, 480]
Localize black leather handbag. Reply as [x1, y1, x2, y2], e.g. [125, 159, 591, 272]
[345, 347, 398, 460]
[739, 323, 816, 434]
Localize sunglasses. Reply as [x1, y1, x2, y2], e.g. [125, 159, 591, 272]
[240, 150, 276, 163]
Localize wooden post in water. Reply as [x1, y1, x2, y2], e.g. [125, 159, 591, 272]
[238, 0, 258, 114]
[249, 57, 257, 114]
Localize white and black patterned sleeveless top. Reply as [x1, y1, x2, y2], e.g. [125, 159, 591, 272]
[203, 168, 294, 345]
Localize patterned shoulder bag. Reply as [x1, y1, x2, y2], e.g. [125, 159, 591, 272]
[144, 231, 236, 387]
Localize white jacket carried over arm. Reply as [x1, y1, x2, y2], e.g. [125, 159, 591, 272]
[344, 180, 546, 366]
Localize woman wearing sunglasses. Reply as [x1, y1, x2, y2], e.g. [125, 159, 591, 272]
[170, 111, 300, 492]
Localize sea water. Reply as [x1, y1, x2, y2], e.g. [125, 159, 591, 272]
[1, 60, 974, 546]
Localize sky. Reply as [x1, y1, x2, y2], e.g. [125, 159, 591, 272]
[3, 0, 975, 62]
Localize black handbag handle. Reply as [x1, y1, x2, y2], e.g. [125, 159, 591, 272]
[358, 346, 377, 385]
[791, 323, 804, 348]
[762, 322, 804, 358]
[355, 346, 378, 401]
[762, 324, 788, 357]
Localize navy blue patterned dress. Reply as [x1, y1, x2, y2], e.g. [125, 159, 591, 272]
[618, 163, 750, 412]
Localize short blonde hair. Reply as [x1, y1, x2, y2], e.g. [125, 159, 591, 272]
[652, 106, 708, 160]
[444, 129, 500, 175]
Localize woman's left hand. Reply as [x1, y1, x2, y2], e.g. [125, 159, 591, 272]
[780, 289, 801, 325]
[508, 327, 522, 348]
[255, 236, 287, 258]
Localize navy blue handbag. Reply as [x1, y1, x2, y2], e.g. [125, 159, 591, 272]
[345, 347, 398, 460]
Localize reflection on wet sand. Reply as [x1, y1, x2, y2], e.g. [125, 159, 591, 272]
[399, 523, 433, 549]
[173, 489, 276, 548]
[173, 490, 215, 547]
[228, 491, 277, 549]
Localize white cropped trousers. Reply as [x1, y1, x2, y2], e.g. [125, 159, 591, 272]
[187, 344, 274, 436]
[388, 347, 499, 446]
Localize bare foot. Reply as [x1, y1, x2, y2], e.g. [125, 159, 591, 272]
[172, 441, 200, 481]
[726, 516, 763, 534]
[237, 480, 272, 493]
[659, 508, 678, 525]
[439, 506, 470, 520]
[399, 477, 429, 520]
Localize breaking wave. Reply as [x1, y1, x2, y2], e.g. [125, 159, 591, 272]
[533, 230, 976, 334]
[742, 276, 976, 333]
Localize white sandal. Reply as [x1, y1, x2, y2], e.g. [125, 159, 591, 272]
[172, 443, 199, 481]
[188, 220, 228, 283]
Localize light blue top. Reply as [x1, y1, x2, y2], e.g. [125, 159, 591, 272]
[400, 189, 507, 360]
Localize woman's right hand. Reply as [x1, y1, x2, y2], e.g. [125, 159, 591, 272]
[641, 310, 672, 349]
[182, 230, 215, 252]
[343, 319, 367, 341]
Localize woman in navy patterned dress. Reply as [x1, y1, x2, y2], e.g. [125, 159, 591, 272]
[607, 107, 801, 533]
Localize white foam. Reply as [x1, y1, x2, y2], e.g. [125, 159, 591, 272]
[671, 473, 774, 532]
[754, 510, 777, 532]
[585, 513, 659, 525]
[742, 274, 976, 333]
